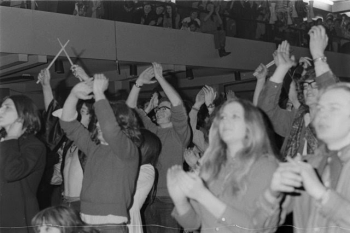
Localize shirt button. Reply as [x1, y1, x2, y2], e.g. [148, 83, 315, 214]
[215, 227, 219, 231]
[327, 157, 332, 163]
[221, 218, 226, 222]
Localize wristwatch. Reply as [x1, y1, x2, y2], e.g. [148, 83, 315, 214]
[313, 56, 327, 63]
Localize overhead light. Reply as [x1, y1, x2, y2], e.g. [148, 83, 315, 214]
[303, 0, 334, 5]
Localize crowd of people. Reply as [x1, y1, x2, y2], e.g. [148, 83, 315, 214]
[2, 0, 350, 54]
[0, 24, 349, 233]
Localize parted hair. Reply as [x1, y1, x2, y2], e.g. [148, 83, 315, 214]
[1, 95, 41, 137]
[200, 99, 275, 195]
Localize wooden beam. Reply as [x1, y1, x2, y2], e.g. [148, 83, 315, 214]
[0, 54, 28, 70]
[0, 55, 47, 77]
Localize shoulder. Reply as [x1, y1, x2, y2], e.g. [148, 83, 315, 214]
[20, 135, 45, 148]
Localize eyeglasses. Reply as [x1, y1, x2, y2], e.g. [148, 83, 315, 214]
[301, 80, 318, 90]
[154, 106, 171, 113]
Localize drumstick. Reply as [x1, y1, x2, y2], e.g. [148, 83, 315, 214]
[57, 38, 74, 66]
[253, 60, 275, 77]
[36, 40, 70, 84]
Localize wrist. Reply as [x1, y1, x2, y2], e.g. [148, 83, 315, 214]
[311, 52, 325, 60]
[193, 102, 203, 109]
[94, 92, 105, 101]
[313, 186, 327, 201]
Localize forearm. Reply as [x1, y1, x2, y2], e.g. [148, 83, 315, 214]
[204, 12, 212, 21]
[126, 84, 141, 109]
[174, 198, 192, 216]
[216, 13, 223, 25]
[197, 188, 226, 219]
[42, 85, 54, 111]
[270, 67, 289, 83]
[157, 76, 182, 106]
[253, 79, 266, 106]
[312, 53, 331, 77]
[61, 94, 79, 122]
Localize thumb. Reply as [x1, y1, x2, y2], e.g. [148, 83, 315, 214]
[294, 153, 302, 162]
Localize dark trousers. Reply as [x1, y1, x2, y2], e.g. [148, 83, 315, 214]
[203, 30, 226, 49]
[143, 196, 182, 233]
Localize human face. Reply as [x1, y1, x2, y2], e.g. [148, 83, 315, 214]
[314, 89, 350, 147]
[156, 6, 164, 14]
[144, 5, 151, 14]
[219, 102, 246, 146]
[302, 80, 319, 106]
[37, 224, 60, 233]
[96, 122, 107, 144]
[155, 101, 171, 125]
[166, 6, 172, 14]
[80, 103, 91, 128]
[189, 24, 197, 32]
[0, 98, 19, 131]
[206, 4, 213, 12]
[190, 12, 198, 20]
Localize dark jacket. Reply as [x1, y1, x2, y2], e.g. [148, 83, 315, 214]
[0, 135, 46, 233]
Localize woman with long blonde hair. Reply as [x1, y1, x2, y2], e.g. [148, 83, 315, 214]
[167, 99, 282, 233]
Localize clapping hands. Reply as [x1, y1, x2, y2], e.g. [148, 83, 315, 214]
[308, 25, 328, 59]
[273, 41, 296, 69]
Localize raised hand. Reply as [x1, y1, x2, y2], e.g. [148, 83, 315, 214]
[136, 66, 156, 86]
[254, 63, 268, 81]
[71, 79, 93, 100]
[299, 57, 312, 69]
[152, 62, 164, 80]
[203, 85, 216, 106]
[184, 148, 200, 169]
[308, 25, 328, 59]
[226, 90, 236, 101]
[195, 88, 205, 106]
[269, 158, 303, 197]
[290, 156, 327, 201]
[145, 92, 159, 113]
[167, 165, 187, 203]
[274, 41, 296, 69]
[71, 65, 90, 82]
[93, 74, 109, 96]
[177, 171, 206, 201]
[37, 69, 51, 87]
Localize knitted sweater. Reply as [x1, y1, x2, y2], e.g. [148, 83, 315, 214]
[60, 99, 139, 218]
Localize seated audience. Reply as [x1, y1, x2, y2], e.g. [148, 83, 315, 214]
[181, 10, 200, 31]
[139, 2, 156, 26]
[154, 4, 165, 27]
[163, 4, 180, 29]
[0, 95, 46, 233]
[167, 98, 281, 232]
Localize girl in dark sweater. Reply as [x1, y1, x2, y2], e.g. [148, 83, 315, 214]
[0, 95, 46, 233]
[60, 74, 142, 233]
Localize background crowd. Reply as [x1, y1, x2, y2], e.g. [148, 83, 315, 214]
[1, 0, 350, 54]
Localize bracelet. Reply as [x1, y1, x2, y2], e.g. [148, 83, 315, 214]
[134, 82, 143, 88]
[313, 56, 327, 63]
[192, 106, 200, 111]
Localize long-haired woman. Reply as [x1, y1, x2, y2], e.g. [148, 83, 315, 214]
[0, 95, 46, 233]
[168, 99, 282, 232]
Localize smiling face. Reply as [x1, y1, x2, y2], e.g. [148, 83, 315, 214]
[218, 102, 246, 146]
[0, 98, 19, 131]
[144, 4, 151, 14]
[155, 101, 171, 125]
[303, 80, 319, 106]
[314, 88, 350, 147]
